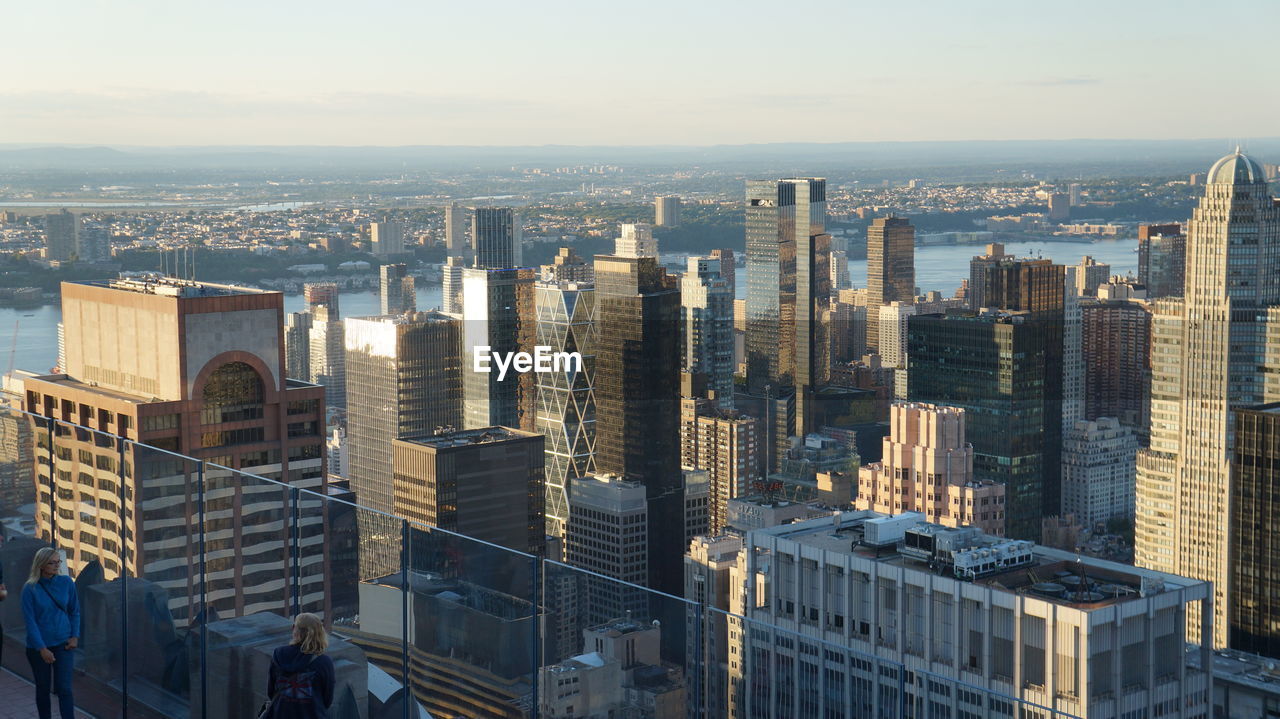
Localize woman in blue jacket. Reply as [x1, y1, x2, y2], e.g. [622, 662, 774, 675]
[22, 547, 79, 719]
[264, 613, 335, 719]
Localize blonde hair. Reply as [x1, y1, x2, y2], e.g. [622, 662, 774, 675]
[26, 547, 60, 585]
[292, 613, 328, 655]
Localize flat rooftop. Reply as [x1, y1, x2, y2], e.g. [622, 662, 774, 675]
[75, 275, 272, 298]
[756, 511, 1205, 610]
[400, 426, 536, 449]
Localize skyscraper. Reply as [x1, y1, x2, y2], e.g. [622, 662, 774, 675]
[379, 263, 416, 316]
[744, 178, 830, 457]
[681, 256, 735, 407]
[344, 312, 464, 516]
[535, 253, 596, 539]
[461, 266, 536, 431]
[1060, 417, 1137, 528]
[304, 281, 340, 317]
[472, 208, 522, 269]
[1082, 281, 1151, 431]
[908, 310, 1062, 541]
[44, 209, 79, 261]
[22, 276, 328, 622]
[615, 223, 657, 258]
[392, 426, 544, 555]
[370, 220, 406, 256]
[444, 203, 470, 258]
[654, 195, 681, 227]
[1229, 403, 1280, 658]
[1073, 255, 1110, 297]
[708, 248, 735, 294]
[593, 244, 682, 595]
[308, 304, 346, 410]
[566, 474, 649, 623]
[865, 216, 915, 353]
[679, 396, 758, 535]
[284, 310, 313, 381]
[855, 402, 1005, 536]
[1135, 149, 1280, 647]
[441, 255, 465, 315]
[830, 248, 851, 290]
[1137, 223, 1186, 298]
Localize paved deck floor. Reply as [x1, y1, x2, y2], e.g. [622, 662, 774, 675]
[0, 667, 93, 719]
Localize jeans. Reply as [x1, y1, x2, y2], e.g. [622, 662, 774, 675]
[26, 646, 75, 719]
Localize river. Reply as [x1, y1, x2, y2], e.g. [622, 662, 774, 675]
[3, 238, 1138, 375]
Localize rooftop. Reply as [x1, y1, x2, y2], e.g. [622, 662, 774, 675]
[400, 425, 536, 449]
[85, 274, 271, 298]
[1208, 148, 1266, 186]
[755, 510, 1203, 610]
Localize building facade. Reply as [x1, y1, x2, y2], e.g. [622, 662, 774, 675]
[472, 208, 522, 269]
[1061, 417, 1138, 528]
[855, 402, 1005, 536]
[681, 256, 735, 408]
[866, 216, 915, 352]
[1230, 403, 1280, 659]
[379, 263, 416, 316]
[461, 266, 537, 432]
[679, 397, 759, 535]
[1135, 150, 1280, 648]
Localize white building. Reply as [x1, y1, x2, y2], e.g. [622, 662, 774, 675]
[615, 223, 657, 259]
[1061, 417, 1137, 527]
[681, 256, 735, 407]
[727, 511, 1213, 719]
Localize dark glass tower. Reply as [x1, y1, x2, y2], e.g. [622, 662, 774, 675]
[744, 178, 830, 465]
[593, 251, 683, 595]
[907, 310, 1063, 541]
[472, 207, 522, 269]
[1230, 403, 1280, 659]
[866, 216, 915, 352]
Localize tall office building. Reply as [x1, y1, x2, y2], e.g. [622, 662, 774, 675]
[1082, 282, 1151, 431]
[566, 474, 649, 622]
[344, 313, 463, 516]
[444, 203, 470, 258]
[970, 255, 1065, 314]
[654, 195, 681, 227]
[304, 281, 340, 316]
[1062, 266, 1085, 427]
[593, 244, 683, 595]
[22, 276, 328, 622]
[877, 301, 916, 366]
[379, 263, 416, 316]
[684, 534, 741, 719]
[283, 311, 313, 381]
[392, 426, 544, 556]
[679, 397, 759, 535]
[1136, 149, 1280, 648]
[1047, 192, 1071, 220]
[472, 208, 522, 269]
[744, 178, 831, 458]
[681, 256, 735, 407]
[908, 310, 1062, 541]
[461, 267, 536, 431]
[1230, 403, 1280, 658]
[855, 402, 1005, 536]
[44, 209, 80, 261]
[535, 254, 597, 539]
[708, 248, 735, 294]
[1060, 417, 1137, 528]
[726, 511, 1213, 719]
[615, 223, 657, 259]
[441, 255, 465, 315]
[1068, 182, 1082, 206]
[966, 243, 1010, 309]
[1073, 255, 1111, 297]
[308, 304, 346, 410]
[830, 249, 851, 290]
[1137, 223, 1186, 298]
[370, 220, 406, 256]
[865, 216, 915, 352]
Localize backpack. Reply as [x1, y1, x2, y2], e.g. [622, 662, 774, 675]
[258, 654, 318, 718]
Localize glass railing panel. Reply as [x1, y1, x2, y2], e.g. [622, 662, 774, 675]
[540, 560, 700, 719]
[402, 520, 537, 719]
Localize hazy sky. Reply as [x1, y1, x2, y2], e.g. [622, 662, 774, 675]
[4, 0, 1277, 146]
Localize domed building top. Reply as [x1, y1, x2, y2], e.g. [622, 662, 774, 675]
[1207, 146, 1266, 185]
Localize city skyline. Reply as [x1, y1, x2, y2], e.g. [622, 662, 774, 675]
[4, 1, 1278, 146]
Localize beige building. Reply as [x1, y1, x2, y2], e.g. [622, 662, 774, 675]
[22, 276, 328, 623]
[727, 511, 1213, 719]
[1135, 149, 1280, 648]
[679, 397, 759, 534]
[856, 402, 1006, 536]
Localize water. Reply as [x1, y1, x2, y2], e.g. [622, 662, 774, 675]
[2, 238, 1135, 374]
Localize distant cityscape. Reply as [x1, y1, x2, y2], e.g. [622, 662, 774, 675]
[0, 143, 1277, 719]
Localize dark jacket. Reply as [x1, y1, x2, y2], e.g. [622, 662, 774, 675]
[266, 644, 335, 719]
[22, 575, 79, 650]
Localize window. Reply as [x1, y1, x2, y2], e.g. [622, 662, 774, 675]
[200, 362, 265, 424]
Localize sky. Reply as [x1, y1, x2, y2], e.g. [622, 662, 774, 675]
[3, 0, 1277, 146]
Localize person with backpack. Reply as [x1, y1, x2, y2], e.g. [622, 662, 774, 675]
[261, 613, 335, 719]
[21, 547, 79, 719]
